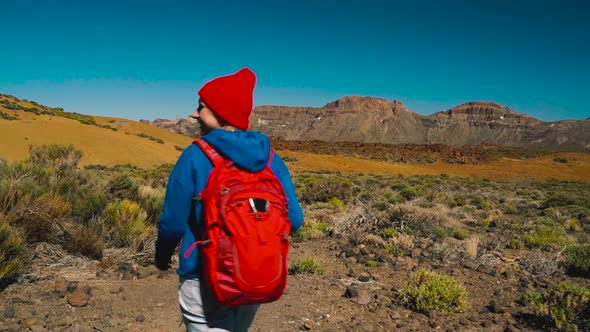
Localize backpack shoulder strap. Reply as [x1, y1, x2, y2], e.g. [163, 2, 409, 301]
[194, 139, 224, 166]
[266, 148, 275, 168]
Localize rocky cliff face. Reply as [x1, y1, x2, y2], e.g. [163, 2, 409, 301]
[147, 96, 590, 150]
[141, 117, 199, 137]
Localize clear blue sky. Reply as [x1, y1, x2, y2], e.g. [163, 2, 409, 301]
[1, 0, 588, 121]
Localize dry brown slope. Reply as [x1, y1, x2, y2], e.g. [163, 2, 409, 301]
[0, 98, 193, 167]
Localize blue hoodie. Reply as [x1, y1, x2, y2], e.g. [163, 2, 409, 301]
[155, 129, 304, 277]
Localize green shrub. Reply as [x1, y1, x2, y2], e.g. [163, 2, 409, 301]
[453, 230, 469, 240]
[103, 200, 150, 248]
[400, 187, 419, 200]
[7, 194, 70, 243]
[384, 244, 405, 257]
[524, 223, 567, 250]
[0, 217, 27, 288]
[542, 192, 590, 210]
[366, 260, 379, 267]
[473, 197, 494, 210]
[0, 161, 51, 213]
[299, 176, 356, 204]
[28, 144, 82, 176]
[563, 244, 590, 277]
[507, 239, 525, 249]
[292, 220, 330, 241]
[288, 257, 323, 275]
[433, 227, 452, 238]
[380, 228, 398, 238]
[109, 171, 141, 199]
[522, 283, 590, 331]
[398, 269, 469, 313]
[328, 197, 346, 210]
[137, 185, 166, 225]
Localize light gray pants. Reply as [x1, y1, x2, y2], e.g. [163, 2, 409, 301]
[178, 277, 260, 332]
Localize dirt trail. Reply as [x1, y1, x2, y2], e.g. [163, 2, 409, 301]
[1, 238, 566, 331]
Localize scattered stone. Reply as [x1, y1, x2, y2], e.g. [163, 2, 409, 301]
[57, 316, 74, 327]
[378, 254, 394, 265]
[345, 286, 360, 298]
[67, 281, 79, 293]
[96, 270, 110, 278]
[481, 320, 493, 328]
[410, 248, 422, 258]
[461, 260, 478, 270]
[10, 297, 33, 305]
[459, 319, 470, 326]
[357, 272, 371, 282]
[390, 312, 401, 320]
[68, 290, 90, 307]
[301, 320, 313, 330]
[136, 314, 145, 323]
[488, 299, 505, 314]
[344, 286, 372, 305]
[354, 291, 373, 305]
[24, 317, 44, 330]
[493, 317, 502, 324]
[3, 305, 15, 319]
[505, 324, 520, 332]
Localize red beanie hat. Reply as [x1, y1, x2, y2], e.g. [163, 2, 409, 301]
[198, 67, 256, 130]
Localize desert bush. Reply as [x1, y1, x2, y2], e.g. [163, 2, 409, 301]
[524, 221, 567, 250]
[109, 171, 141, 200]
[7, 194, 71, 243]
[398, 269, 469, 313]
[427, 242, 460, 262]
[0, 161, 51, 213]
[299, 175, 357, 204]
[288, 257, 323, 275]
[562, 244, 590, 277]
[64, 226, 104, 260]
[137, 185, 166, 224]
[366, 260, 379, 267]
[28, 144, 82, 181]
[291, 219, 331, 242]
[472, 197, 495, 210]
[453, 230, 469, 240]
[0, 216, 27, 288]
[463, 236, 480, 259]
[384, 243, 405, 256]
[520, 251, 565, 277]
[328, 197, 346, 210]
[522, 283, 590, 331]
[542, 192, 590, 210]
[380, 228, 398, 238]
[389, 232, 414, 251]
[507, 239, 525, 249]
[400, 186, 419, 200]
[103, 200, 151, 249]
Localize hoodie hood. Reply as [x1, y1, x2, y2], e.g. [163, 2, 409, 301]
[201, 129, 271, 172]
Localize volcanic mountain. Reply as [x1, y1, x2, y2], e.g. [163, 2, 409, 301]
[148, 95, 590, 150]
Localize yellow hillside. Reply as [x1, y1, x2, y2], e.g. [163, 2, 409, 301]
[0, 95, 193, 167]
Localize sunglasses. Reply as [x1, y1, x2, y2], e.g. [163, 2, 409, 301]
[196, 103, 205, 113]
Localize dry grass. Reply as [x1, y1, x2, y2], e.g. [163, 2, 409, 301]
[282, 151, 590, 182]
[463, 236, 480, 259]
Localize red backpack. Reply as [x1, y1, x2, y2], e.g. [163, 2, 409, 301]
[184, 139, 291, 306]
